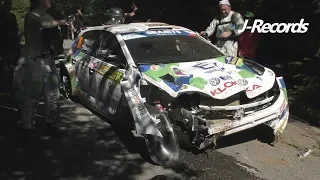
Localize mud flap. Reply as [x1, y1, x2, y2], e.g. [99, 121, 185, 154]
[120, 66, 163, 138]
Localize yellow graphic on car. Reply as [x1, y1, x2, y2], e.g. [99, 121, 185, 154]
[96, 64, 123, 83]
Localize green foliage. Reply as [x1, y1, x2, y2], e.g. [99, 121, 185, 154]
[11, 0, 29, 41]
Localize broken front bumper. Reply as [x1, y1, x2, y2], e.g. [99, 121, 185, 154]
[181, 77, 289, 137]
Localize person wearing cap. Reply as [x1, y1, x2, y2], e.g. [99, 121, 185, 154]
[238, 12, 261, 60]
[200, 0, 245, 57]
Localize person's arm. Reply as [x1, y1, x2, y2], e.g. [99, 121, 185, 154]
[230, 12, 245, 36]
[205, 17, 218, 37]
[28, 11, 66, 29]
[125, 8, 138, 17]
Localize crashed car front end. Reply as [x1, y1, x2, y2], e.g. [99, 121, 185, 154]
[171, 77, 289, 149]
[138, 57, 289, 150]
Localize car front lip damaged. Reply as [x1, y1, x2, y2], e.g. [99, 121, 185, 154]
[180, 91, 287, 137]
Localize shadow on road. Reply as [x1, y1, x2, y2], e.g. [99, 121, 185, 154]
[0, 96, 145, 179]
[216, 124, 277, 149]
[0, 94, 199, 180]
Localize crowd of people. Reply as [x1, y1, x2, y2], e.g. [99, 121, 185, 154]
[0, 0, 261, 137]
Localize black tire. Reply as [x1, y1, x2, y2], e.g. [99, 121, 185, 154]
[145, 112, 180, 166]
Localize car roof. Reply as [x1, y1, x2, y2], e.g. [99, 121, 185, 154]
[109, 22, 194, 34]
[81, 22, 195, 34]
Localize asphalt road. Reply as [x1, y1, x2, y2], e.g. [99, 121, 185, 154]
[0, 40, 319, 180]
[0, 92, 319, 180]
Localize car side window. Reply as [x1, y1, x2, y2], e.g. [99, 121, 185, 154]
[77, 30, 103, 54]
[95, 32, 126, 67]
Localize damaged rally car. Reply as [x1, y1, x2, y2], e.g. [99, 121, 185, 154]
[59, 22, 289, 165]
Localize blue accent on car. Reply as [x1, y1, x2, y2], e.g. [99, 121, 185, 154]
[121, 30, 193, 37]
[139, 65, 151, 72]
[279, 78, 286, 88]
[280, 106, 289, 119]
[176, 75, 193, 85]
[163, 80, 181, 92]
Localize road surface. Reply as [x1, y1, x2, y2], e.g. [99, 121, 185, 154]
[0, 92, 319, 180]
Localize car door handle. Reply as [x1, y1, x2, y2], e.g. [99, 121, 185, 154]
[89, 68, 95, 74]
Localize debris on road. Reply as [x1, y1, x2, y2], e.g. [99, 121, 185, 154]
[298, 149, 313, 159]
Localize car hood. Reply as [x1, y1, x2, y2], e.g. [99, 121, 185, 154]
[138, 56, 276, 99]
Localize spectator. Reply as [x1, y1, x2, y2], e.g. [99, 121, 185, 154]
[13, 0, 67, 135]
[200, 0, 245, 57]
[238, 12, 262, 60]
[125, 0, 146, 23]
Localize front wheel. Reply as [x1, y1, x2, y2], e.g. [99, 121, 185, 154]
[145, 112, 180, 165]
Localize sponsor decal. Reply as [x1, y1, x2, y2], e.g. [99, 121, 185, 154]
[210, 81, 237, 96]
[280, 100, 287, 113]
[92, 62, 99, 69]
[146, 30, 182, 35]
[209, 77, 221, 86]
[256, 76, 263, 81]
[151, 65, 160, 71]
[229, 57, 240, 65]
[246, 84, 261, 91]
[237, 79, 248, 86]
[181, 85, 188, 89]
[193, 62, 219, 70]
[96, 64, 123, 83]
[172, 67, 187, 76]
[225, 56, 233, 64]
[219, 76, 233, 80]
[205, 68, 223, 73]
[131, 89, 145, 116]
[280, 106, 289, 119]
[238, 19, 309, 34]
[150, 64, 165, 71]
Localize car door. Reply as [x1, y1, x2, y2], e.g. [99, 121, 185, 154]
[73, 30, 103, 93]
[89, 31, 127, 117]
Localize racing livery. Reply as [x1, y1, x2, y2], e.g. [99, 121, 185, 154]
[59, 22, 289, 165]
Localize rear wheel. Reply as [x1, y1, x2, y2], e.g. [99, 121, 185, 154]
[145, 112, 180, 165]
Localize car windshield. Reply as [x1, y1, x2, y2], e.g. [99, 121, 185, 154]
[123, 33, 224, 64]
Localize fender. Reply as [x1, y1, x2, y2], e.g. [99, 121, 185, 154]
[120, 66, 163, 138]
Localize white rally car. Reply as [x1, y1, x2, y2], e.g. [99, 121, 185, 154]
[59, 22, 289, 165]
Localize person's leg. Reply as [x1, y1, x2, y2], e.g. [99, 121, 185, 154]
[42, 58, 60, 127]
[19, 58, 44, 130]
